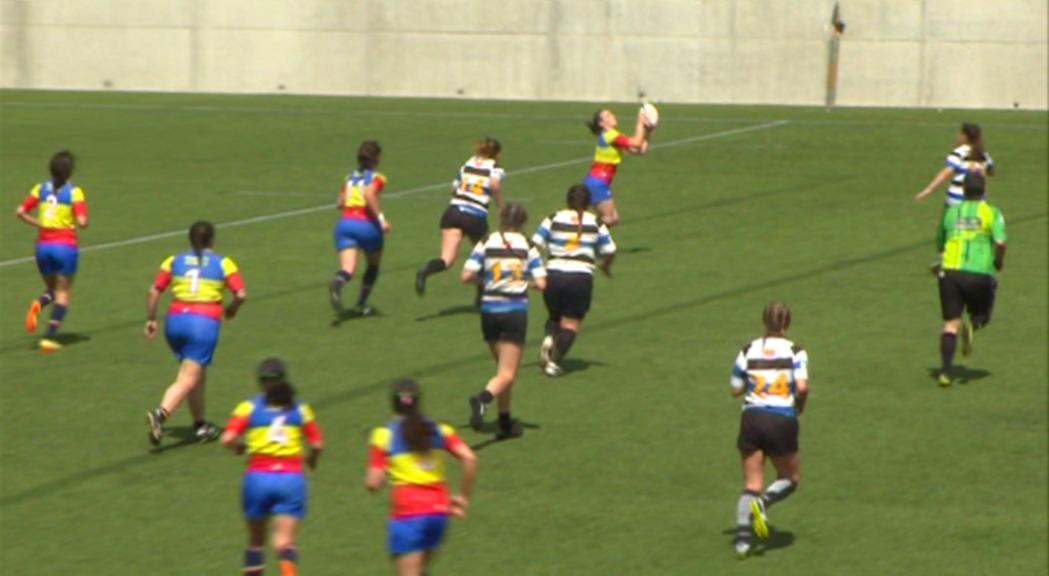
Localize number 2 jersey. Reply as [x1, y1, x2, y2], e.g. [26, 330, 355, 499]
[730, 337, 808, 418]
[225, 395, 324, 473]
[19, 181, 88, 246]
[463, 232, 546, 314]
[451, 155, 504, 218]
[152, 249, 245, 320]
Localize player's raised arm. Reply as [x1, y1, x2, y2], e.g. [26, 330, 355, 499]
[915, 166, 953, 201]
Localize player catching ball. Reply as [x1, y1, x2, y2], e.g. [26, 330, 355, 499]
[145, 221, 247, 446]
[532, 184, 616, 376]
[730, 302, 809, 559]
[583, 102, 657, 227]
[934, 172, 1006, 386]
[366, 379, 478, 576]
[221, 358, 324, 576]
[463, 203, 547, 439]
[329, 140, 390, 318]
[415, 137, 505, 299]
[14, 150, 88, 352]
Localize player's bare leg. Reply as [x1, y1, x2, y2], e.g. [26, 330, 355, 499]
[187, 370, 219, 442]
[243, 519, 267, 576]
[354, 250, 382, 315]
[595, 200, 619, 228]
[545, 316, 582, 376]
[147, 360, 203, 446]
[27, 275, 58, 333]
[395, 551, 425, 576]
[272, 516, 300, 576]
[735, 450, 767, 557]
[416, 228, 464, 296]
[39, 275, 73, 351]
[330, 248, 358, 314]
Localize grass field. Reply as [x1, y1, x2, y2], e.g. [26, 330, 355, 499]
[0, 90, 1046, 576]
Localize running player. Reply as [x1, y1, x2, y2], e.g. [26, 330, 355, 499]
[221, 358, 323, 576]
[329, 140, 390, 318]
[730, 302, 809, 559]
[463, 203, 546, 439]
[415, 138, 505, 298]
[532, 184, 616, 376]
[915, 122, 995, 206]
[583, 107, 654, 227]
[145, 221, 247, 446]
[14, 150, 88, 352]
[367, 379, 477, 576]
[934, 172, 1006, 386]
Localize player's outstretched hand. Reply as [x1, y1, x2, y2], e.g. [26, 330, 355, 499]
[144, 320, 158, 340]
[450, 494, 469, 518]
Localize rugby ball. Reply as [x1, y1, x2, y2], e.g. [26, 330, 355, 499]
[641, 102, 660, 128]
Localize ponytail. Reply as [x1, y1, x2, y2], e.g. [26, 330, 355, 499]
[390, 379, 431, 454]
[49, 150, 75, 189]
[961, 123, 986, 162]
[763, 302, 792, 337]
[475, 137, 502, 160]
[264, 380, 296, 408]
[585, 110, 603, 136]
[566, 184, 591, 238]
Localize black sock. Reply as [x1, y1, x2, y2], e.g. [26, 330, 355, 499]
[193, 420, 205, 429]
[423, 258, 447, 276]
[46, 304, 67, 337]
[358, 265, 379, 307]
[479, 390, 494, 404]
[333, 269, 351, 284]
[498, 412, 512, 431]
[554, 329, 577, 362]
[156, 408, 169, 424]
[545, 318, 559, 337]
[940, 332, 957, 373]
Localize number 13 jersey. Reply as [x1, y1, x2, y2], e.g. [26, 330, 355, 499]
[730, 337, 808, 418]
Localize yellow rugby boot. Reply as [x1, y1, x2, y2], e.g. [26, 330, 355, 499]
[39, 338, 63, 353]
[750, 499, 769, 540]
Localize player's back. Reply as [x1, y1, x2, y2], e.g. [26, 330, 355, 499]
[941, 200, 1005, 275]
[166, 249, 234, 303]
[734, 337, 807, 417]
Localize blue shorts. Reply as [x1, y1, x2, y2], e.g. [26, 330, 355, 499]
[583, 175, 613, 205]
[334, 217, 384, 254]
[388, 514, 449, 556]
[164, 313, 221, 366]
[35, 243, 79, 277]
[243, 472, 307, 520]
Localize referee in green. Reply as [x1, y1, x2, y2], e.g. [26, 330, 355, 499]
[935, 171, 1006, 386]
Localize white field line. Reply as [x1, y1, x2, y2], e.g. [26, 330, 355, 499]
[0, 99, 1044, 130]
[0, 120, 787, 269]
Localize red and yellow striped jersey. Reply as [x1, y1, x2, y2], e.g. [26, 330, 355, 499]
[368, 418, 465, 518]
[225, 395, 323, 473]
[152, 249, 244, 320]
[19, 181, 87, 245]
[341, 169, 387, 219]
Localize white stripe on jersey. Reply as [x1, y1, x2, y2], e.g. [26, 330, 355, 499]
[450, 156, 504, 216]
[463, 232, 546, 304]
[531, 210, 616, 275]
[730, 337, 808, 416]
[945, 144, 994, 205]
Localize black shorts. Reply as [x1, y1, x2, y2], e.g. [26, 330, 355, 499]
[737, 409, 799, 456]
[481, 311, 527, 344]
[938, 270, 997, 323]
[543, 271, 594, 320]
[440, 206, 488, 243]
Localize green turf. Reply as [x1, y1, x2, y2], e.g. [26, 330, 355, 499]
[0, 90, 1046, 575]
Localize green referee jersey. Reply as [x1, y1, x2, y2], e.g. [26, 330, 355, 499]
[937, 200, 1006, 275]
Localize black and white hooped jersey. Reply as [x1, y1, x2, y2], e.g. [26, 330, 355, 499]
[531, 209, 616, 275]
[730, 337, 808, 418]
[450, 156, 504, 217]
[945, 144, 994, 206]
[463, 231, 546, 314]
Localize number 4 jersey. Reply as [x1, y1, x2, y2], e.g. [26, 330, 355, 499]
[730, 337, 808, 418]
[225, 395, 323, 473]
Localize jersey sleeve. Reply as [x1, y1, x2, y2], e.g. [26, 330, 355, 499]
[527, 246, 547, 279]
[372, 173, 387, 194]
[299, 403, 324, 445]
[221, 257, 245, 292]
[606, 129, 631, 149]
[532, 218, 553, 247]
[991, 208, 1007, 244]
[439, 423, 466, 454]
[463, 243, 484, 272]
[490, 166, 505, 184]
[19, 184, 42, 212]
[730, 350, 748, 392]
[368, 427, 391, 470]
[793, 349, 810, 381]
[153, 256, 175, 291]
[71, 187, 87, 218]
[224, 401, 255, 436]
[597, 224, 616, 256]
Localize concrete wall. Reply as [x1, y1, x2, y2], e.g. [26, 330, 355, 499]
[1, 0, 1045, 109]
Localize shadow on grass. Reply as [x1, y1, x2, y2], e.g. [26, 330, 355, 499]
[617, 246, 652, 255]
[415, 304, 477, 322]
[927, 366, 992, 384]
[468, 421, 541, 452]
[721, 527, 796, 555]
[330, 308, 384, 327]
[152, 426, 209, 454]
